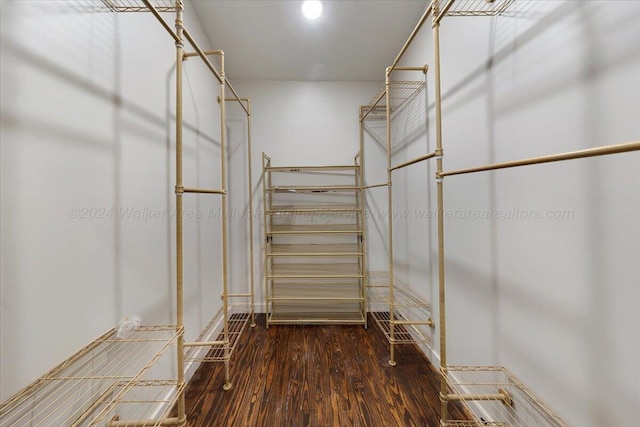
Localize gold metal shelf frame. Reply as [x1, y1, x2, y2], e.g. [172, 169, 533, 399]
[0, 326, 181, 427]
[1, 1, 256, 426]
[367, 272, 433, 345]
[263, 157, 367, 327]
[100, 0, 178, 13]
[360, 62, 433, 367]
[442, 0, 515, 17]
[184, 304, 252, 364]
[444, 366, 570, 427]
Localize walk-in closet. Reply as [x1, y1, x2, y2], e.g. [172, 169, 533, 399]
[1, 1, 638, 426]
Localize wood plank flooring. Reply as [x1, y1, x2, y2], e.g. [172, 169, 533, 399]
[181, 314, 470, 426]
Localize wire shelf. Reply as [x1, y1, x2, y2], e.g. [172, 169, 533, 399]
[0, 326, 181, 427]
[267, 185, 360, 193]
[266, 165, 359, 172]
[269, 204, 360, 214]
[268, 311, 366, 325]
[367, 271, 432, 311]
[270, 262, 362, 278]
[445, 366, 570, 427]
[100, 0, 178, 13]
[367, 271, 433, 345]
[268, 223, 362, 234]
[269, 244, 362, 256]
[361, 81, 426, 122]
[84, 380, 184, 426]
[184, 304, 251, 364]
[442, 0, 515, 17]
[362, 80, 428, 153]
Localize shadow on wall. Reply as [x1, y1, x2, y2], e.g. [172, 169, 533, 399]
[476, 1, 639, 425]
[0, 0, 220, 398]
[439, 1, 640, 120]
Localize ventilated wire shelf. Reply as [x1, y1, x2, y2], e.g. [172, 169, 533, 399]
[361, 81, 426, 122]
[266, 165, 360, 172]
[367, 271, 433, 345]
[0, 326, 181, 427]
[362, 81, 427, 152]
[85, 380, 185, 426]
[268, 223, 362, 234]
[367, 271, 432, 310]
[445, 366, 570, 427]
[269, 244, 362, 256]
[184, 304, 251, 364]
[268, 204, 360, 214]
[267, 185, 361, 193]
[268, 311, 366, 324]
[442, 0, 515, 17]
[100, 0, 178, 12]
[270, 263, 362, 278]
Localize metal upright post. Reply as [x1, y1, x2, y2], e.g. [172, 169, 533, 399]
[385, 67, 397, 366]
[218, 53, 232, 391]
[262, 153, 271, 328]
[359, 107, 368, 329]
[247, 99, 256, 328]
[174, 0, 186, 424]
[432, 1, 448, 424]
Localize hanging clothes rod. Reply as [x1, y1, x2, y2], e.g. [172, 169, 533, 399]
[183, 187, 225, 195]
[143, 2, 248, 116]
[387, 1, 434, 76]
[225, 82, 248, 115]
[364, 183, 387, 190]
[434, 0, 457, 24]
[181, 29, 223, 83]
[223, 97, 250, 112]
[360, 91, 387, 122]
[390, 152, 436, 171]
[441, 140, 640, 177]
[141, 0, 179, 43]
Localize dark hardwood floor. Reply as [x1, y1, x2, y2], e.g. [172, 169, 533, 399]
[181, 314, 470, 427]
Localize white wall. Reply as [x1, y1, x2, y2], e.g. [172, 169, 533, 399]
[0, 0, 224, 400]
[3, 1, 638, 424]
[226, 80, 381, 308]
[391, 1, 640, 426]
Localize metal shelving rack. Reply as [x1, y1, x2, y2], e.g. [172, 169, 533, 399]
[262, 157, 367, 327]
[367, 271, 433, 345]
[105, 0, 258, 400]
[0, 326, 182, 427]
[443, 366, 570, 427]
[363, 1, 640, 426]
[1, 1, 256, 425]
[184, 304, 252, 364]
[360, 70, 436, 366]
[443, 0, 514, 17]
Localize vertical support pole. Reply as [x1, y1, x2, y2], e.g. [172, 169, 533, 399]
[385, 68, 397, 367]
[174, 1, 186, 425]
[247, 100, 256, 328]
[354, 156, 361, 320]
[219, 53, 232, 391]
[262, 153, 270, 328]
[267, 160, 273, 324]
[433, 2, 448, 424]
[359, 108, 368, 330]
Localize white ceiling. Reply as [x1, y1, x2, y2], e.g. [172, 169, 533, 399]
[190, 0, 429, 82]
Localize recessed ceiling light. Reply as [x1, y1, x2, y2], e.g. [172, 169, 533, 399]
[302, 0, 323, 20]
